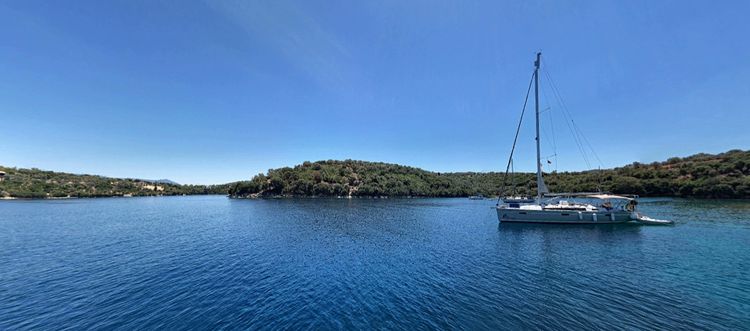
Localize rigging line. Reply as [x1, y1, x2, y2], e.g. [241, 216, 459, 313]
[570, 118, 604, 168]
[547, 103, 558, 172]
[540, 122, 556, 161]
[541, 65, 588, 166]
[541, 60, 588, 155]
[544, 72, 596, 170]
[543, 68, 592, 169]
[540, 79, 559, 173]
[543, 67, 588, 164]
[574, 124, 605, 167]
[496, 71, 535, 206]
[540, 83, 558, 165]
[547, 100, 558, 173]
[510, 158, 516, 195]
[542, 62, 605, 169]
[569, 117, 593, 169]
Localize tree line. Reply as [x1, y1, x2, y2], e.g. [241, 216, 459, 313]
[228, 150, 750, 199]
[0, 167, 229, 199]
[2, 149, 747, 199]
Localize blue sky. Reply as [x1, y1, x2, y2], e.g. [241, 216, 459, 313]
[1, 1, 748, 184]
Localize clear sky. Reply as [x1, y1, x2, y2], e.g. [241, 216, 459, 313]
[1, 1, 749, 184]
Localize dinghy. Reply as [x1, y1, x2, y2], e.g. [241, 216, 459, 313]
[631, 212, 674, 225]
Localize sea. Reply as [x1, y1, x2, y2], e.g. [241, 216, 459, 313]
[1, 196, 749, 330]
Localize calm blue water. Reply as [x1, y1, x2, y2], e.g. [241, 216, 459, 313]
[1, 196, 749, 330]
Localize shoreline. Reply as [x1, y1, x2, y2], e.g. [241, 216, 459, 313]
[0, 194, 228, 201]
[2, 194, 748, 201]
[229, 195, 749, 200]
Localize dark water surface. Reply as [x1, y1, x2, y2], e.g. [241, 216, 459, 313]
[1, 196, 749, 330]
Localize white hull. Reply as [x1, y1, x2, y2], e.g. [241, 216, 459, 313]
[496, 207, 631, 224]
[493, 54, 673, 226]
[632, 212, 674, 225]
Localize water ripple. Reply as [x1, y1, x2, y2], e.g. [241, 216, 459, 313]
[1, 197, 749, 329]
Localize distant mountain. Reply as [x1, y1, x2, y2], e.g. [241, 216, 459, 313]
[228, 150, 750, 199]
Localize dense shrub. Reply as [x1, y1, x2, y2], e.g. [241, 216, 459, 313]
[228, 150, 750, 199]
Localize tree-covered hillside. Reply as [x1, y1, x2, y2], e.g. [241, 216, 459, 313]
[2, 149, 747, 199]
[228, 150, 750, 199]
[228, 160, 500, 198]
[0, 166, 230, 198]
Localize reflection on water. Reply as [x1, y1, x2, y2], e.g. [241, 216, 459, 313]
[499, 222, 643, 235]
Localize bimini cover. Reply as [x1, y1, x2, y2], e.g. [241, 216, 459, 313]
[585, 194, 634, 201]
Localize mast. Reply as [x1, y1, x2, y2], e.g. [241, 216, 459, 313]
[534, 52, 548, 201]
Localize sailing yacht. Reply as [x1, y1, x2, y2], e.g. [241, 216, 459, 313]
[496, 53, 671, 225]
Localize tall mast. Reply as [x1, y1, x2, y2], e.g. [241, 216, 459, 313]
[534, 52, 548, 201]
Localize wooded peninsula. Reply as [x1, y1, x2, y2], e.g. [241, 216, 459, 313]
[0, 168, 230, 199]
[229, 149, 749, 199]
[1, 150, 748, 199]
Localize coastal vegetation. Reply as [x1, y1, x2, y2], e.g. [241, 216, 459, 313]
[0, 166, 229, 199]
[2, 150, 748, 199]
[228, 150, 750, 199]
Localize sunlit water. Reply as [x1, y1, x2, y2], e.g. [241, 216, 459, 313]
[1, 196, 749, 330]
